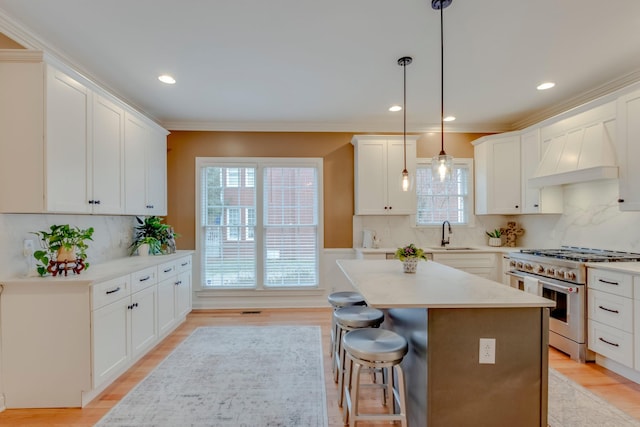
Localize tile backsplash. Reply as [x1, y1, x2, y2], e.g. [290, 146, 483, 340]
[0, 214, 135, 278]
[354, 179, 640, 254]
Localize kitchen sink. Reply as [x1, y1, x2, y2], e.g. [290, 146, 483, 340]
[429, 247, 478, 251]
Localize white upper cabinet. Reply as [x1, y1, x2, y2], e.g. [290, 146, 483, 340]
[352, 135, 417, 215]
[0, 51, 165, 215]
[616, 88, 640, 211]
[474, 133, 521, 215]
[520, 129, 563, 214]
[124, 112, 167, 216]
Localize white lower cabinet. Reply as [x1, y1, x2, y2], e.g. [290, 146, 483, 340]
[587, 267, 637, 371]
[0, 252, 192, 408]
[432, 252, 498, 281]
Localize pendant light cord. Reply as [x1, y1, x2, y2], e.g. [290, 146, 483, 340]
[440, 2, 445, 156]
[403, 57, 407, 172]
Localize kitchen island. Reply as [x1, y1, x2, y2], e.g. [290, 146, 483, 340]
[337, 259, 555, 427]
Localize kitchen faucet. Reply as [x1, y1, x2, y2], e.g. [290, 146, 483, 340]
[441, 220, 452, 247]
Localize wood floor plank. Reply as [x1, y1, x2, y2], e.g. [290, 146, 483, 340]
[0, 308, 638, 426]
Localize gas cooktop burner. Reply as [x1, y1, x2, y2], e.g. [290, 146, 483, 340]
[519, 246, 640, 263]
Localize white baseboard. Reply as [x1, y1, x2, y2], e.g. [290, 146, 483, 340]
[596, 354, 640, 385]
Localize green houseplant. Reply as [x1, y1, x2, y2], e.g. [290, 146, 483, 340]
[130, 216, 177, 256]
[395, 243, 428, 273]
[486, 229, 503, 247]
[31, 224, 95, 276]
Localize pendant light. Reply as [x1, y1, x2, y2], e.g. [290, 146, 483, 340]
[431, 0, 454, 182]
[398, 56, 412, 192]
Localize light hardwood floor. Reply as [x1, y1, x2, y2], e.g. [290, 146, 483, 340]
[1, 308, 639, 426]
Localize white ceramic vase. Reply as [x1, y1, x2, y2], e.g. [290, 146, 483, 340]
[488, 237, 502, 247]
[137, 243, 150, 256]
[402, 258, 418, 273]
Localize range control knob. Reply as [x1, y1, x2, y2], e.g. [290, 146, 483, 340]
[509, 260, 516, 268]
[516, 262, 524, 269]
[555, 269, 566, 279]
[524, 263, 533, 271]
[546, 267, 555, 276]
[536, 265, 545, 274]
[566, 271, 577, 281]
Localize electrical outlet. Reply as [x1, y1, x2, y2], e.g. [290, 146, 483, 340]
[23, 239, 35, 257]
[479, 338, 496, 364]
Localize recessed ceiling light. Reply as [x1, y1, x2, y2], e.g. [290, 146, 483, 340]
[158, 74, 176, 84]
[537, 82, 555, 90]
[443, 116, 456, 122]
[389, 105, 402, 112]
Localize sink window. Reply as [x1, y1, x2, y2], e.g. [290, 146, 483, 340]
[415, 158, 473, 226]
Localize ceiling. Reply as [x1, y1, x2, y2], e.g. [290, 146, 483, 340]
[1, 0, 640, 133]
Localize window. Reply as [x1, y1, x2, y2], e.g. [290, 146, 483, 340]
[415, 159, 473, 226]
[198, 158, 322, 290]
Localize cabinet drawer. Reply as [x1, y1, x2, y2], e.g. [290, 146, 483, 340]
[432, 253, 496, 268]
[131, 266, 157, 293]
[588, 320, 633, 368]
[176, 256, 192, 274]
[92, 275, 130, 310]
[588, 269, 633, 298]
[157, 260, 177, 281]
[588, 289, 633, 332]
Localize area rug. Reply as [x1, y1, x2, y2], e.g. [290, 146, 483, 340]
[548, 368, 640, 427]
[95, 326, 328, 427]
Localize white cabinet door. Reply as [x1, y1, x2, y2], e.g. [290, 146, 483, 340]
[131, 285, 158, 359]
[45, 65, 91, 213]
[175, 270, 192, 319]
[92, 297, 130, 388]
[124, 112, 167, 215]
[157, 277, 177, 337]
[520, 129, 563, 214]
[352, 135, 417, 215]
[91, 94, 125, 214]
[616, 89, 640, 211]
[145, 127, 167, 215]
[474, 133, 521, 215]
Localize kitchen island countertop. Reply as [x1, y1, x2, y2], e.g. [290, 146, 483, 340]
[337, 259, 554, 309]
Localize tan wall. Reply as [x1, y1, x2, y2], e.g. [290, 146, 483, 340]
[0, 32, 25, 49]
[166, 131, 490, 250]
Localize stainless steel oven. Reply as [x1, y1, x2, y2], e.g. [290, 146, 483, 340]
[507, 247, 640, 362]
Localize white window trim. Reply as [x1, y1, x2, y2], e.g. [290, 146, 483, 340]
[412, 157, 475, 228]
[194, 157, 324, 294]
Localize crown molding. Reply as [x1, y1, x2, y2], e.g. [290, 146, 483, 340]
[511, 69, 640, 130]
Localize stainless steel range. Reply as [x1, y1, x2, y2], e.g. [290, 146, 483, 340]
[507, 247, 640, 362]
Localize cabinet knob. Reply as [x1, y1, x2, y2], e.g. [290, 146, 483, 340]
[533, 204, 539, 208]
[515, 205, 519, 209]
[94, 200, 101, 205]
[88, 200, 94, 204]
[618, 198, 625, 203]
[384, 206, 388, 210]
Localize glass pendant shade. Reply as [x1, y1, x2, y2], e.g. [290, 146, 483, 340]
[432, 152, 453, 182]
[401, 169, 412, 192]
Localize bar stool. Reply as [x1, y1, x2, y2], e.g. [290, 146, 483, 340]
[327, 291, 366, 358]
[342, 328, 408, 427]
[333, 306, 384, 406]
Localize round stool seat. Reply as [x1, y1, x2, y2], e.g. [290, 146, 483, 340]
[334, 306, 384, 329]
[328, 291, 366, 308]
[343, 328, 408, 362]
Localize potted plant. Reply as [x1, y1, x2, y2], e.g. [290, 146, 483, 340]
[395, 243, 428, 273]
[130, 216, 177, 256]
[486, 229, 503, 247]
[31, 224, 95, 276]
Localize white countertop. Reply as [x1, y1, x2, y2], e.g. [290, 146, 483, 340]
[337, 259, 555, 309]
[355, 246, 523, 255]
[585, 261, 640, 274]
[1, 250, 194, 285]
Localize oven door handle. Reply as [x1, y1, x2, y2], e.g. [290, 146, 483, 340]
[539, 280, 579, 294]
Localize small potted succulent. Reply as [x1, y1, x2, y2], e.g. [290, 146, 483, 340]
[395, 243, 428, 273]
[486, 229, 503, 247]
[31, 224, 95, 276]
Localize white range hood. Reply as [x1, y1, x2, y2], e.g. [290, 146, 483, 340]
[529, 119, 618, 188]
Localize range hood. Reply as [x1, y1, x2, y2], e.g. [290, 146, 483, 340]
[528, 121, 618, 188]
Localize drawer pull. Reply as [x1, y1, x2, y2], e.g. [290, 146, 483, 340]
[598, 337, 620, 347]
[181, 262, 188, 267]
[598, 305, 619, 314]
[175, 280, 182, 286]
[598, 278, 619, 286]
[139, 275, 151, 282]
[163, 268, 173, 273]
[105, 287, 121, 295]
